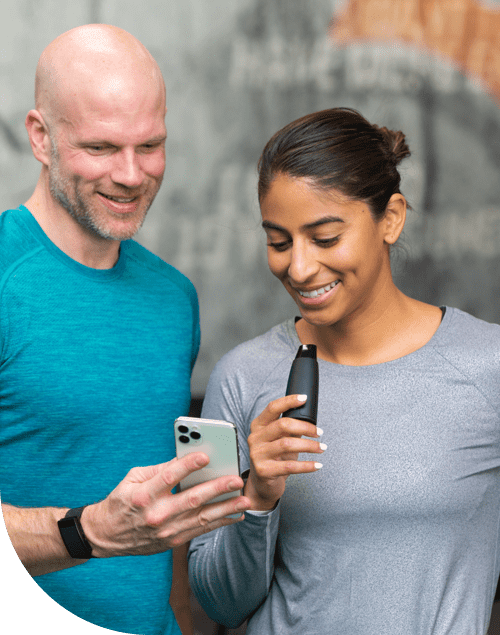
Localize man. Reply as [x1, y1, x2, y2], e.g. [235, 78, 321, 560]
[0, 24, 250, 635]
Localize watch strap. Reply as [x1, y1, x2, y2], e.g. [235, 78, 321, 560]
[57, 506, 94, 559]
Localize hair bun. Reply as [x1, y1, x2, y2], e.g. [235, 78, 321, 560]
[258, 107, 411, 219]
[374, 126, 411, 165]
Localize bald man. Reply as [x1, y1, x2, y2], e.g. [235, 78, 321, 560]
[0, 24, 250, 635]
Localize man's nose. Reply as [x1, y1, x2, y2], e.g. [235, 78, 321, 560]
[110, 149, 144, 188]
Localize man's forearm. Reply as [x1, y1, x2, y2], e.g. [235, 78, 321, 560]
[0, 456, 250, 580]
[2, 503, 89, 577]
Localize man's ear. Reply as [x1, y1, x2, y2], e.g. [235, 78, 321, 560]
[382, 193, 407, 245]
[25, 110, 52, 166]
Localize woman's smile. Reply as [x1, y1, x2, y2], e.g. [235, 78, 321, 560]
[293, 280, 340, 304]
[260, 174, 398, 329]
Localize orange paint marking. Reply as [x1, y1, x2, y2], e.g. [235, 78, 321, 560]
[330, 0, 500, 100]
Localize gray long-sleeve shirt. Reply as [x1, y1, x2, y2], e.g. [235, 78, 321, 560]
[188, 308, 500, 634]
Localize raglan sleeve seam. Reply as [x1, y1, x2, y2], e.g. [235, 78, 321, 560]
[0, 247, 44, 363]
[432, 346, 500, 420]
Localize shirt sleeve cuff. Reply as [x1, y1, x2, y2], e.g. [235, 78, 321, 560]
[245, 508, 274, 516]
[240, 469, 279, 516]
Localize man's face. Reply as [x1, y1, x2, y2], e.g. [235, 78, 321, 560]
[47, 86, 167, 242]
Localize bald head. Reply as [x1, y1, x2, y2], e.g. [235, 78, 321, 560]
[35, 24, 166, 129]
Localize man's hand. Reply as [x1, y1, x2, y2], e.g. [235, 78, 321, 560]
[82, 452, 251, 557]
[2, 453, 251, 576]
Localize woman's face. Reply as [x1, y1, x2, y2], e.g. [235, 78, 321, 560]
[260, 174, 397, 329]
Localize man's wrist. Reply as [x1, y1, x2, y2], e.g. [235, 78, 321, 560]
[79, 504, 108, 559]
[57, 507, 94, 560]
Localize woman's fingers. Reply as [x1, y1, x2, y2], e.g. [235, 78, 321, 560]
[245, 395, 326, 509]
[250, 417, 321, 450]
[251, 399, 321, 443]
[253, 394, 309, 427]
[272, 435, 326, 457]
[250, 437, 326, 480]
[254, 458, 324, 479]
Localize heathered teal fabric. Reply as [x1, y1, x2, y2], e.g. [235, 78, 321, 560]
[0, 205, 200, 635]
[189, 308, 500, 634]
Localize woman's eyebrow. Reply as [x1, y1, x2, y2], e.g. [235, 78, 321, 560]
[262, 220, 286, 231]
[262, 216, 344, 232]
[303, 216, 344, 230]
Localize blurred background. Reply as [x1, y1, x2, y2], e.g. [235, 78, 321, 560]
[3, 0, 500, 398]
[2, 1, 500, 633]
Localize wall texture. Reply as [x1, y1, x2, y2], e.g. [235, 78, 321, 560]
[2, 2, 500, 634]
[2, 0, 500, 398]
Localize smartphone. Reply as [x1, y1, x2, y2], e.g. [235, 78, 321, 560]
[174, 416, 242, 517]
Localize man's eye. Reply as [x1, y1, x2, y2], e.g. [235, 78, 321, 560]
[141, 144, 160, 152]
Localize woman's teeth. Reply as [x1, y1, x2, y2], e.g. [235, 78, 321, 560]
[298, 281, 339, 298]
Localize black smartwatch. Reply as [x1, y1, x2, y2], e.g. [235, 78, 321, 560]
[57, 506, 94, 559]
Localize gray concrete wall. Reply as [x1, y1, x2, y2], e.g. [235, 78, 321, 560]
[3, 3, 500, 633]
[2, 0, 500, 398]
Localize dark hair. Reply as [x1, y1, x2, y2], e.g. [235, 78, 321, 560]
[257, 107, 411, 220]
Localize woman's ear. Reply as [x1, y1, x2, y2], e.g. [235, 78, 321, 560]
[382, 193, 407, 245]
[25, 110, 52, 166]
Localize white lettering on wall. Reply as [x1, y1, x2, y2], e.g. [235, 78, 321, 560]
[229, 33, 484, 96]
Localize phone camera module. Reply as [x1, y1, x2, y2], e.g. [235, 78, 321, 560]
[179, 435, 190, 444]
[190, 431, 201, 440]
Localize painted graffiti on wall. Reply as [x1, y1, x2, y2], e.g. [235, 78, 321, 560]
[331, 0, 500, 102]
[2, 0, 500, 392]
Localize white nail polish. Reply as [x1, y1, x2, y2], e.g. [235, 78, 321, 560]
[319, 443, 327, 451]
[316, 427, 324, 436]
[314, 463, 323, 469]
[297, 394, 307, 402]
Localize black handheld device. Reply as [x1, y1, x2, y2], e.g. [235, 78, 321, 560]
[283, 344, 319, 424]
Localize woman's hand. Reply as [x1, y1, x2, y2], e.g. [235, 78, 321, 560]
[245, 394, 325, 510]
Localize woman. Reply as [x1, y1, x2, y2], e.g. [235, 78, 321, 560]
[188, 108, 500, 634]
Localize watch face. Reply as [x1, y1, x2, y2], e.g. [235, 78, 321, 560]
[58, 513, 93, 560]
[64, 507, 85, 519]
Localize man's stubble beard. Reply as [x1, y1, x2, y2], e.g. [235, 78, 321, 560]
[48, 140, 162, 241]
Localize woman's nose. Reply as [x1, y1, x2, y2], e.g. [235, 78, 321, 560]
[288, 243, 320, 284]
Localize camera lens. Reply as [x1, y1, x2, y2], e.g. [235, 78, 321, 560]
[190, 431, 201, 440]
[178, 425, 189, 434]
[179, 435, 190, 444]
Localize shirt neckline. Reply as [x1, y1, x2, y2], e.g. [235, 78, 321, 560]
[284, 306, 453, 370]
[18, 205, 126, 281]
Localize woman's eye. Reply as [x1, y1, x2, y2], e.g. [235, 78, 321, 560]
[268, 241, 291, 252]
[314, 236, 339, 247]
